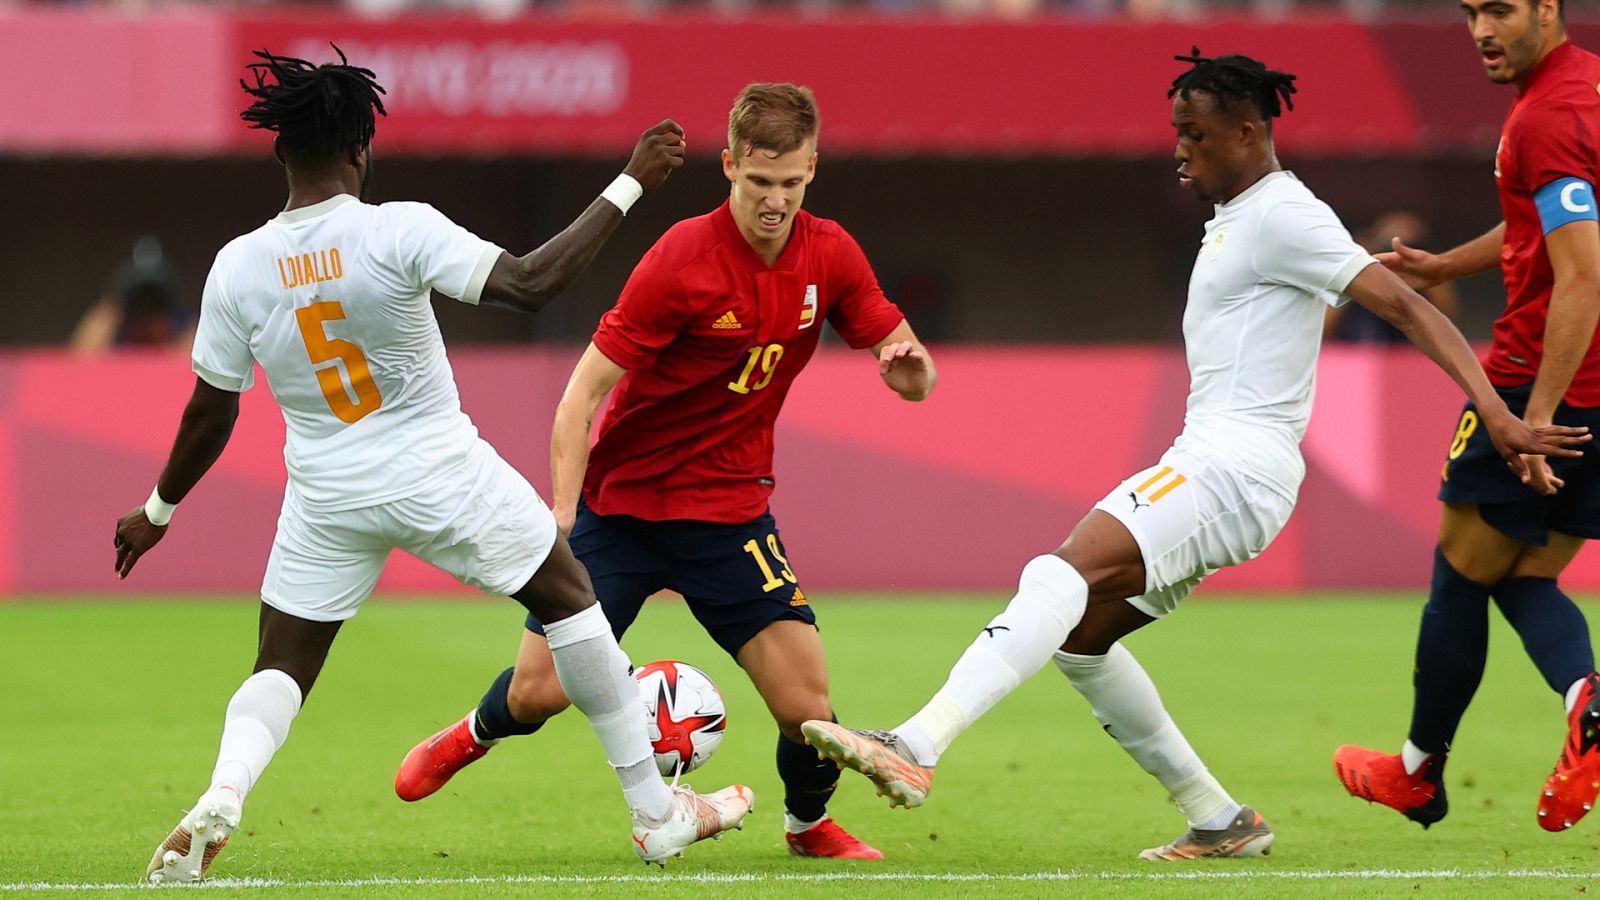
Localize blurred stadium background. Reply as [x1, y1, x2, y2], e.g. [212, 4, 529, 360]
[3, 1, 1599, 596]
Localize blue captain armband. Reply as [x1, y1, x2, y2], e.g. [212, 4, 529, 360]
[1535, 177, 1599, 234]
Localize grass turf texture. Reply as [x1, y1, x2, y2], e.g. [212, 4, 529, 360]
[2, 595, 1599, 897]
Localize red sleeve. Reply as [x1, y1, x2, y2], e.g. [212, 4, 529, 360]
[825, 229, 905, 350]
[591, 248, 690, 370]
[1514, 100, 1599, 190]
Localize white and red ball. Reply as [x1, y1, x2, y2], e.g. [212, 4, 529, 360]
[634, 660, 727, 777]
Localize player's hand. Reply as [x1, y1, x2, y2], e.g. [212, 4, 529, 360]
[1482, 412, 1589, 494]
[1376, 237, 1450, 291]
[879, 341, 931, 397]
[623, 120, 687, 192]
[113, 506, 168, 579]
[553, 504, 577, 538]
[1522, 455, 1564, 495]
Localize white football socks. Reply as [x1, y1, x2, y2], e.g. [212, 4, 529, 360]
[897, 555, 1089, 767]
[1401, 739, 1435, 775]
[1567, 677, 1587, 714]
[209, 669, 302, 802]
[1054, 645, 1239, 830]
[543, 603, 673, 822]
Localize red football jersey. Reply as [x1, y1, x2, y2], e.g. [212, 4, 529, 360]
[584, 201, 905, 523]
[1489, 40, 1600, 406]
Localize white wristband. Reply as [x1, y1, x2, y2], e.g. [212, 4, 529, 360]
[600, 173, 644, 216]
[144, 486, 177, 526]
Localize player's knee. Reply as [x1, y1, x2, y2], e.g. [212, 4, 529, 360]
[770, 697, 832, 743]
[1061, 627, 1117, 656]
[506, 669, 569, 723]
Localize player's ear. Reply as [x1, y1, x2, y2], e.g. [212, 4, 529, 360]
[805, 151, 817, 185]
[272, 136, 288, 168]
[722, 148, 737, 184]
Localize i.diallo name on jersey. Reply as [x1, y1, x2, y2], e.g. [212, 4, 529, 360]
[277, 249, 343, 289]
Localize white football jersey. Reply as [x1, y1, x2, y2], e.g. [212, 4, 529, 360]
[1176, 172, 1375, 499]
[191, 194, 504, 510]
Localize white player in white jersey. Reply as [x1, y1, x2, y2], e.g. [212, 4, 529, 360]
[112, 48, 752, 883]
[802, 50, 1586, 860]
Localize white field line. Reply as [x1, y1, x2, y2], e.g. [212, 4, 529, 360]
[3, 870, 1599, 891]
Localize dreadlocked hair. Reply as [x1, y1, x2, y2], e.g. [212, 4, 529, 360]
[1168, 48, 1297, 130]
[240, 45, 387, 166]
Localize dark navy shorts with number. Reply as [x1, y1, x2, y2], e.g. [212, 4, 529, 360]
[1439, 382, 1600, 545]
[524, 500, 815, 658]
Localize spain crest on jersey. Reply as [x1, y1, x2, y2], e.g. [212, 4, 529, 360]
[799, 284, 818, 329]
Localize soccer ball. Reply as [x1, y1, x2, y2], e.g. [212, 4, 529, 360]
[634, 660, 727, 777]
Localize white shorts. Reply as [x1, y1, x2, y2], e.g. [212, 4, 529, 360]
[1091, 447, 1295, 619]
[261, 439, 557, 622]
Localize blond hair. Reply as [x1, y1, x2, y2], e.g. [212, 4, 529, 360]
[727, 83, 819, 158]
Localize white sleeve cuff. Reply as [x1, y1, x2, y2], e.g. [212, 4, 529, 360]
[460, 246, 504, 306]
[1328, 253, 1378, 294]
[192, 360, 252, 393]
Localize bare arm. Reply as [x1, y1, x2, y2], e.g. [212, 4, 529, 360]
[1379, 223, 1504, 290]
[114, 377, 241, 578]
[1524, 220, 1600, 427]
[1343, 262, 1588, 488]
[550, 343, 629, 535]
[479, 120, 686, 314]
[871, 319, 936, 401]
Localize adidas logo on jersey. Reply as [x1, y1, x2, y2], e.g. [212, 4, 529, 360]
[712, 311, 743, 330]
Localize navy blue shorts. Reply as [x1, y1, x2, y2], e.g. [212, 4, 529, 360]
[1438, 382, 1600, 545]
[525, 501, 815, 658]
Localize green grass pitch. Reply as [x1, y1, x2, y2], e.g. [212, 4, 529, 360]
[3, 594, 1599, 897]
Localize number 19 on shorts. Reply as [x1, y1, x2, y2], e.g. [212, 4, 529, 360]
[743, 534, 797, 592]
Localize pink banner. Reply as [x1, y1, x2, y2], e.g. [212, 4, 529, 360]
[0, 6, 1562, 157]
[3, 346, 1594, 596]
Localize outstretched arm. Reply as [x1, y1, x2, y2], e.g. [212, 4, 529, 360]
[480, 120, 686, 314]
[872, 320, 936, 402]
[1343, 262, 1588, 491]
[114, 377, 241, 578]
[550, 343, 629, 536]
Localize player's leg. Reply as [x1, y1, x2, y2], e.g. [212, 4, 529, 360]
[806, 453, 1291, 816]
[1058, 600, 1270, 859]
[804, 508, 1142, 808]
[1334, 502, 1516, 826]
[668, 513, 881, 858]
[736, 619, 882, 859]
[396, 505, 656, 801]
[1503, 516, 1600, 829]
[147, 499, 380, 883]
[398, 446, 750, 861]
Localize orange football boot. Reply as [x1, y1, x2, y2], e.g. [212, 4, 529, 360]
[1333, 744, 1448, 828]
[1538, 674, 1600, 832]
[396, 713, 490, 802]
[786, 818, 884, 859]
[800, 721, 933, 809]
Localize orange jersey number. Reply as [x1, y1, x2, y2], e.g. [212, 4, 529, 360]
[295, 301, 382, 424]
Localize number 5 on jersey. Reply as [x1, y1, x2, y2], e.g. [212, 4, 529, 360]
[296, 300, 383, 424]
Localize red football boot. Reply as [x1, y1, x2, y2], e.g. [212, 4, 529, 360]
[396, 713, 490, 802]
[1333, 744, 1448, 828]
[1538, 674, 1600, 832]
[785, 818, 884, 860]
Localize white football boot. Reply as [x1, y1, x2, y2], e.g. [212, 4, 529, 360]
[631, 784, 754, 865]
[145, 786, 242, 883]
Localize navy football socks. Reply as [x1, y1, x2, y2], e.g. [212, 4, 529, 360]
[1494, 576, 1596, 695]
[1408, 547, 1492, 755]
[779, 720, 841, 822]
[472, 666, 545, 743]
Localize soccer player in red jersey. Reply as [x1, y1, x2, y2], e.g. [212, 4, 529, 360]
[397, 83, 936, 859]
[1336, 0, 1600, 833]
